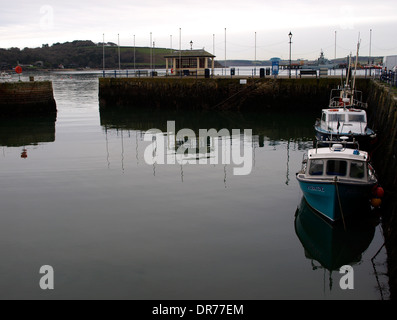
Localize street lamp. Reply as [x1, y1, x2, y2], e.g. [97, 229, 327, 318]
[190, 40, 193, 50]
[288, 31, 293, 78]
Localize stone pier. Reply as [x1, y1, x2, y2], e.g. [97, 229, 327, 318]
[99, 77, 372, 111]
[0, 81, 57, 116]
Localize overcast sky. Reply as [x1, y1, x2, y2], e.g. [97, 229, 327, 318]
[1, 0, 396, 60]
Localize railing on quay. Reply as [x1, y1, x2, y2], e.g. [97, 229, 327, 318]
[100, 67, 385, 80]
[378, 70, 397, 88]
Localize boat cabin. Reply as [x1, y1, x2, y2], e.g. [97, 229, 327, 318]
[318, 108, 368, 134]
[304, 145, 370, 181]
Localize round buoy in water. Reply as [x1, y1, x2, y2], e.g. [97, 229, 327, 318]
[371, 198, 382, 208]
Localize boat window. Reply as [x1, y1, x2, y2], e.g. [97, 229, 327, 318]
[321, 112, 326, 121]
[350, 161, 365, 179]
[348, 114, 366, 122]
[328, 114, 346, 122]
[309, 160, 324, 176]
[326, 160, 347, 176]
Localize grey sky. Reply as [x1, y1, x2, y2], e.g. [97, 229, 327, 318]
[1, 0, 396, 60]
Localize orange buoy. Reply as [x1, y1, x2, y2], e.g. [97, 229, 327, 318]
[15, 66, 22, 74]
[371, 198, 382, 208]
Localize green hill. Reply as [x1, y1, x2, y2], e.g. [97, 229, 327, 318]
[0, 40, 172, 70]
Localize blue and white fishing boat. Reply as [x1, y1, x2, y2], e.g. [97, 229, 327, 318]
[296, 140, 378, 223]
[314, 86, 376, 150]
[314, 41, 377, 151]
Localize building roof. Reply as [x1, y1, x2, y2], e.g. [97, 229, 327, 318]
[164, 49, 215, 58]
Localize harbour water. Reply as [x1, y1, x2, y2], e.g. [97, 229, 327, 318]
[0, 72, 389, 299]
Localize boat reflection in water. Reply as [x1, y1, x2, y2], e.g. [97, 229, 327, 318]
[294, 196, 377, 290]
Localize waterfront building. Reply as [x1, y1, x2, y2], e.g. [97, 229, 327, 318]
[164, 49, 215, 77]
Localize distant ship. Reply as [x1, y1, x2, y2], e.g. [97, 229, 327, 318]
[303, 50, 337, 70]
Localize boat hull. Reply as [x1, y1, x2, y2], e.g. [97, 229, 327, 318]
[314, 126, 376, 151]
[296, 176, 375, 222]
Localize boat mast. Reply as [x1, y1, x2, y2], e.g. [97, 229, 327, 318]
[345, 55, 351, 90]
[351, 35, 361, 105]
[341, 54, 352, 105]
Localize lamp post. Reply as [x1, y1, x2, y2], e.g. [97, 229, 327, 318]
[118, 33, 121, 71]
[254, 31, 257, 76]
[288, 31, 292, 78]
[150, 32, 152, 72]
[102, 33, 105, 75]
[153, 41, 155, 72]
[133, 34, 136, 76]
[224, 28, 227, 75]
[190, 40, 193, 50]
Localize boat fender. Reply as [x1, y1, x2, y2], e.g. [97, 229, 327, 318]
[375, 186, 385, 198]
[371, 185, 384, 197]
[371, 198, 382, 208]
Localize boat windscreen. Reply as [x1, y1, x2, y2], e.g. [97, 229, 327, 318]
[309, 159, 324, 176]
[350, 161, 365, 179]
[326, 160, 347, 176]
[348, 114, 366, 122]
[328, 114, 345, 122]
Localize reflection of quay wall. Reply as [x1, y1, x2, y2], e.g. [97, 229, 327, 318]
[99, 78, 372, 110]
[0, 116, 56, 147]
[367, 81, 397, 299]
[99, 108, 315, 143]
[0, 81, 57, 116]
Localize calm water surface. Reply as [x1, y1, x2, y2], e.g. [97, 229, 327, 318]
[0, 73, 388, 299]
